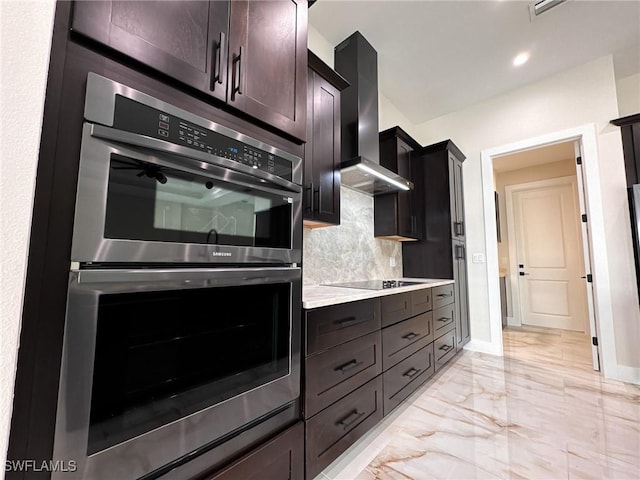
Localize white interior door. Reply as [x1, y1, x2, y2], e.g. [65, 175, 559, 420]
[512, 177, 588, 332]
[574, 141, 600, 370]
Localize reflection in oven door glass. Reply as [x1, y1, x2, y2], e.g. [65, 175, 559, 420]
[88, 282, 290, 455]
[104, 155, 291, 248]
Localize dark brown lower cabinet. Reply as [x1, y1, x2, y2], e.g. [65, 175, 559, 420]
[305, 377, 383, 480]
[383, 343, 434, 415]
[304, 331, 382, 418]
[434, 327, 457, 371]
[209, 422, 304, 480]
[303, 287, 459, 478]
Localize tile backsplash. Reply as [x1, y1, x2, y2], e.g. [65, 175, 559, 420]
[303, 187, 402, 285]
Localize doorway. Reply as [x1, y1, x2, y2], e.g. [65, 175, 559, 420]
[480, 125, 610, 373]
[506, 176, 588, 332]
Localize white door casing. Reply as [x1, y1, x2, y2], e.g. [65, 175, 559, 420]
[508, 177, 588, 332]
[480, 125, 623, 380]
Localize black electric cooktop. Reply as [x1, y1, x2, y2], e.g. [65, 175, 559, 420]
[324, 279, 423, 290]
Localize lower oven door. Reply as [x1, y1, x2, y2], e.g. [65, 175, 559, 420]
[53, 266, 300, 479]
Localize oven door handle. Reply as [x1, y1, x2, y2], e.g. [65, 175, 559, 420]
[89, 124, 302, 194]
[75, 266, 301, 289]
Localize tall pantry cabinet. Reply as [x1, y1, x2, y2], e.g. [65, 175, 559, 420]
[402, 140, 470, 350]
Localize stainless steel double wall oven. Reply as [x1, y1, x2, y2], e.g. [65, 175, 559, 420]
[53, 74, 302, 479]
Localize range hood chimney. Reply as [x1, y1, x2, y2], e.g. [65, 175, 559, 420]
[335, 32, 413, 195]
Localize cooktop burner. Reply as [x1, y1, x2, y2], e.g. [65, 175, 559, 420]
[324, 279, 423, 290]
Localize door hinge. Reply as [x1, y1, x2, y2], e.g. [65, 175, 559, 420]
[581, 214, 587, 223]
[576, 156, 582, 165]
[592, 336, 598, 346]
[587, 273, 593, 282]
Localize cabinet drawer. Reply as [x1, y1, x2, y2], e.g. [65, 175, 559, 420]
[305, 376, 383, 480]
[432, 284, 455, 309]
[382, 312, 432, 370]
[411, 288, 432, 315]
[305, 299, 380, 355]
[433, 303, 455, 337]
[209, 422, 304, 480]
[434, 328, 457, 371]
[305, 331, 382, 418]
[381, 292, 412, 327]
[383, 343, 434, 415]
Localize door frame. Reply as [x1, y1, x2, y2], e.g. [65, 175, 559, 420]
[480, 124, 614, 374]
[505, 176, 590, 336]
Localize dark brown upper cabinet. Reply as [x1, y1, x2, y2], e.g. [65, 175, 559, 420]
[71, 0, 308, 142]
[374, 127, 424, 241]
[403, 140, 470, 351]
[403, 140, 467, 279]
[611, 113, 640, 187]
[303, 51, 349, 228]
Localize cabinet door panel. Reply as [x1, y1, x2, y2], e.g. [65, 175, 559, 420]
[434, 328, 456, 370]
[382, 312, 432, 371]
[72, 1, 229, 102]
[410, 289, 432, 316]
[305, 331, 381, 418]
[305, 377, 383, 480]
[451, 154, 465, 240]
[228, 0, 307, 141]
[383, 343, 434, 415]
[209, 422, 304, 480]
[305, 299, 380, 355]
[380, 292, 412, 328]
[304, 70, 340, 224]
[454, 241, 470, 348]
[432, 284, 455, 310]
[397, 139, 413, 237]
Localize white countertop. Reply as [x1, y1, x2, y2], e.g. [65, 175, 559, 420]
[302, 278, 455, 309]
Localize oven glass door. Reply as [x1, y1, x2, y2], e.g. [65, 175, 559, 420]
[105, 154, 292, 249]
[89, 280, 290, 454]
[54, 267, 300, 479]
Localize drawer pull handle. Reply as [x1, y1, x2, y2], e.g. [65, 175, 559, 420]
[436, 317, 451, 323]
[334, 359, 363, 374]
[336, 409, 366, 430]
[439, 344, 453, 352]
[402, 332, 419, 340]
[333, 316, 366, 328]
[403, 367, 422, 379]
[437, 293, 452, 298]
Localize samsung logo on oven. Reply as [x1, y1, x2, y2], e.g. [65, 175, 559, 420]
[211, 251, 232, 257]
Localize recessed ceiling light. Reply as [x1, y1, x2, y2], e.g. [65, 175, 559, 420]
[513, 52, 530, 67]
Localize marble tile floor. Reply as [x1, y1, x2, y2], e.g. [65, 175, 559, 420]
[316, 326, 640, 480]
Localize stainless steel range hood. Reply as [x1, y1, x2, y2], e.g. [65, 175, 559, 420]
[335, 32, 413, 195]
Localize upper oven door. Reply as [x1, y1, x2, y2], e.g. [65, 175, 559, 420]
[72, 123, 302, 264]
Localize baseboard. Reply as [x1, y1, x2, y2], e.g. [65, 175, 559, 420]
[604, 363, 640, 385]
[464, 338, 503, 356]
[506, 316, 520, 327]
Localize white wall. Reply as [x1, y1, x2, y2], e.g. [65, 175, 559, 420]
[413, 56, 640, 373]
[0, 0, 56, 472]
[616, 73, 640, 117]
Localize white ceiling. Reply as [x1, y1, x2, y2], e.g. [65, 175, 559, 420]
[309, 0, 640, 126]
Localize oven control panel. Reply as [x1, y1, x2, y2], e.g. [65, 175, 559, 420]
[112, 95, 293, 181]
